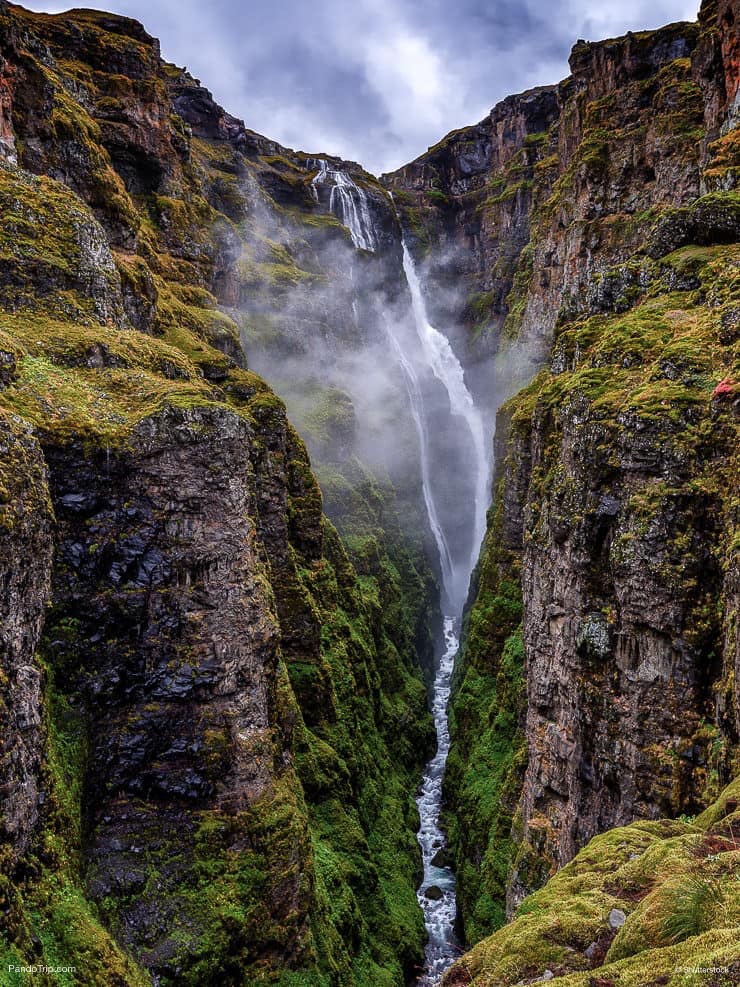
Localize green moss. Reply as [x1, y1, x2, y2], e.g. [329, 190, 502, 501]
[428, 188, 450, 206]
[444, 781, 740, 986]
[0, 668, 152, 987]
[284, 526, 433, 983]
[445, 483, 527, 945]
[502, 244, 534, 341]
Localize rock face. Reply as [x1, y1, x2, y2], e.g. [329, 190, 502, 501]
[0, 414, 52, 863]
[387, 87, 561, 409]
[44, 405, 312, 975]
[392, 0, 740, 946]
[0, 5, 436, 984]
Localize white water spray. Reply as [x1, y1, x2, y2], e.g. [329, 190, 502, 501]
[384, 324, 457, 597]
[401, 242, 490, 595]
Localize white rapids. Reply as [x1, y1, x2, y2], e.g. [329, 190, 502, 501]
[415, 616, 463, 984]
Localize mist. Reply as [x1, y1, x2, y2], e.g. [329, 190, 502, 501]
[231, 158, 540, 615]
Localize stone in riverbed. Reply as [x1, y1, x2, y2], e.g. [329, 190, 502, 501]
[431, 848, 454, 868]
[424, 885, 444, 900]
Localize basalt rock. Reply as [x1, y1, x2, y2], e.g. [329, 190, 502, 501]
[0, 414, 52, 864]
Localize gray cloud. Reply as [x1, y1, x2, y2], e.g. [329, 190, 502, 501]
[23, 0, 698, 173]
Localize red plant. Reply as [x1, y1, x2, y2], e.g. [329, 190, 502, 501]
[712, 377, 736, 399]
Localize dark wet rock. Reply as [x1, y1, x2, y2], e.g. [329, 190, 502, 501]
[431, 848, 454, 868]
[0, 415, 53, 863]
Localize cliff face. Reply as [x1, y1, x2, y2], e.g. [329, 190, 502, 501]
[391, 0, 740, 952]
[387, 87, 561, 410]
[0, 415, 52, 865]
[0, 0, 738, 983]
[0, 5, 437, 984]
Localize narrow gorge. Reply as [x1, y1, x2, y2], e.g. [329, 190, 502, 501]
[0, 1, 738, 986]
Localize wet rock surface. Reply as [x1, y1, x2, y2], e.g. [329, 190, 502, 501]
[0, 414, 53, 862]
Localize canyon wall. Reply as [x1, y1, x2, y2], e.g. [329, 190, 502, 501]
[391, 0, 739, 951]
[0, 5, 438, 984]
[0, 0, 737, 983]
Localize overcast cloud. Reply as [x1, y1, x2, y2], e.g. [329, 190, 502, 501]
[23, 0, 698, 174]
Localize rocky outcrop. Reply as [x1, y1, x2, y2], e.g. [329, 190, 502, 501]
[387, 18, 721, 403]
[0, 414, 52, 864]
[42, 404, 312, 976]
[442, 777, 740, 986]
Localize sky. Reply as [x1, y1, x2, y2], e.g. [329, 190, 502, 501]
[22, 0, 698, 175]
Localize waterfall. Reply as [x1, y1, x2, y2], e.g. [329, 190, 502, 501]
[311, 159, 376, 251]
[311, 177, 490, 980]
[401, 242, 489, 592]
[384, 323, 457, 597]
[386, 231, 489, 613]
[381, 225, 490, 984]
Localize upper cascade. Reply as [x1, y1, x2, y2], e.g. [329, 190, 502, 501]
[311, 159, 377, 251]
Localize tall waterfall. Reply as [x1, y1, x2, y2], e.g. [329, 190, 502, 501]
[311, 159, 376, 251]
[311, 172, 490, 982]
[392, 237, 490, 614]
[384, 323, 457, 597]
[402, 243, 489, 593]
[391, 232, 490, 984]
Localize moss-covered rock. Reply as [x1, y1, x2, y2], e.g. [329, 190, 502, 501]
[0, 5, 437, 985]
[442, 779, 740, 986]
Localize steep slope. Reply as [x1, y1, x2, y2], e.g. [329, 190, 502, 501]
[391, 0, 740, 951]
[0, 5, 437, 984]
[442, 777, 740, 986]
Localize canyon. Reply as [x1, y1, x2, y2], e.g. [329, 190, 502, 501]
[0, 0, 738, 985]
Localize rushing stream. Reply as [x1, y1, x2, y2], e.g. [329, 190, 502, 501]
[415, 616, 463, 983]
[316, 164, 489, 984]
[400, 241, 486, 984]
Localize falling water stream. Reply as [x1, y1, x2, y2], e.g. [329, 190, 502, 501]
[316, 166, 489, 984]
[310, 159, 377, 251]
[401, 242, 489, 590]
[415, 616, 463, 983]
[400, 239, 487, 984]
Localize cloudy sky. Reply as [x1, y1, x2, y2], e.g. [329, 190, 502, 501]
[23, 0, 697, 174]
